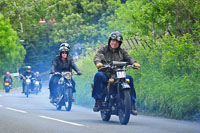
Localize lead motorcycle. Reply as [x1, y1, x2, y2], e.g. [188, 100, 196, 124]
[50, 72, 76, 111]
[93, 60, 136, 125]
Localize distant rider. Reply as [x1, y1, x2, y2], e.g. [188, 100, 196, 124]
[49, 43, 82, 103]
[35, 72, 42, 91]
[19, 66, 35, 93]
[4, 72, 13, 87]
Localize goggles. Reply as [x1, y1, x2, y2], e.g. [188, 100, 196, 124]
[61, 51, 68, 54]
[110, 34, 123, 42]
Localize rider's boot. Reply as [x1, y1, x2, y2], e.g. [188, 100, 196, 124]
[50, 95, 57, 103]
[131, 100, 138, 115]
[93, 99, 101, 112]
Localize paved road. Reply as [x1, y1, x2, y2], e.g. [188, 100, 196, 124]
[0, 88, 199, 133]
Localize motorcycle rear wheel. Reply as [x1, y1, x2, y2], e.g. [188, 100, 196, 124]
[118, 90, 131, 125]
[5, 87, 10, 93]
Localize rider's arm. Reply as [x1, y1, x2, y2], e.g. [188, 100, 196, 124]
[93, 46, 106, 65]
[50, 56, 57, 73]
[70, 56, 80, 73]
[10, 76, 13, 83]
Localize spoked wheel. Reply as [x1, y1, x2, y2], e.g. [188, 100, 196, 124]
[100, 110, 111, 121]
[118, 90, 131, 125]
[24, 87, 29, 98]
[65, 89, 72, 111]
[100, 97, 111, 121]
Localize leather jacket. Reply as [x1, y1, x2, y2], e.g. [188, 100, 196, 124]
[50, 54, 80, 73]
[94, 45, 136, 77]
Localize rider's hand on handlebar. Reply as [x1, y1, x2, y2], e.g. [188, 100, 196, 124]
[77, 71, 82, 75]
[96, 63, 103, 69]
[133, 63, 140, 69]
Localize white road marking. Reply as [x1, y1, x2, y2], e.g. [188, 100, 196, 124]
[39, 115, 87, 127]
[0, 105, 2, 107]
[0, 95, 2, 97]
[6, 107, 28, 114]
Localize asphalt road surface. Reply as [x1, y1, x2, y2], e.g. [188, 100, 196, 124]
[0, 87, 199, 133]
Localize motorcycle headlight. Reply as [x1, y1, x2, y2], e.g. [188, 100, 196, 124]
[64, 72, 72, 79]
[26, 79, 31, 84]
[35, 81, 40, 85]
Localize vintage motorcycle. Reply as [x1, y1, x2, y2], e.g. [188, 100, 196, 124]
[50, 72, 75, 111]
[93, 60, 135, 125]
[20, 74, 33, 98]
[4, 80, 11, 93]
[32, 79, 40, 95]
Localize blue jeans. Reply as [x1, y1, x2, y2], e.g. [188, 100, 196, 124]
[92, 72, 136, 101]
[49, 75, 76, 98]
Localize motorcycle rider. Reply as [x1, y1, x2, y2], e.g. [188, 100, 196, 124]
[3, 72, 13, 88]
[35, 72, 42, 91]
[92, 31, 140, 115]
[19, 66, 35, 93]
[49, 43, 82, 103]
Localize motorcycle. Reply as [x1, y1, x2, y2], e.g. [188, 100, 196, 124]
[4, 80, 11, 93]
[20, 74, 33, 98]
[32, 79, 40, 95]
[50, 72, 75, 111]
[93, 60, 135, 125]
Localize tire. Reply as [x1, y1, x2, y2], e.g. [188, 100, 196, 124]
[118, 90, 131, 125]
[65, 89, 72, 111]
[24, 86, 29, 98]
[100, 110, 111, 121]
[100, 97, 111, 121]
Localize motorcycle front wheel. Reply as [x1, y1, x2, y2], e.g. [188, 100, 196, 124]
[64, 88, 72, 111]
[24, 86, 29, 98]
[118, 90, 131, 125]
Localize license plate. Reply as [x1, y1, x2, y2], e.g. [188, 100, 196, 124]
[4, 83, 9, 86]
[117, 71, 126, 78]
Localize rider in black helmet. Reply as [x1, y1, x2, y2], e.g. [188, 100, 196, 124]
[19, 66, 35, 93]
[92, 31, 140, 115]
[49, 43, 82, 103]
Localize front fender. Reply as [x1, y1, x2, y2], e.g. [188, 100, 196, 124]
[121, 82, 130, 90]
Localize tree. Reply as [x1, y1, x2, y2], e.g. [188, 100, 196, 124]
[0, 13, 26, 74]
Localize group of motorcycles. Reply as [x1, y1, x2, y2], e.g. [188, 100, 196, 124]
[3, 57, 136, 125]
[20, 74, 42, 98]
[3, 74, 42, 97]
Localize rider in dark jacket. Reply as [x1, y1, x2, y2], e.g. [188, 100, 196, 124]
[20, 66, 35, 93]
[35, 72, 42, 91]
[4, 72, 13, 84]
[92, 31, 140, 115]
[49, 43, 82, 103]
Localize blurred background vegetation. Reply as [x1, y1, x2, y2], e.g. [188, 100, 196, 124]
[0, 0, 199, 120]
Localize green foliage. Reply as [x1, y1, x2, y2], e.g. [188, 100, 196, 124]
[0, 14, 26, 74]
[127, 34, 200, 120]
[73, 52, 97, 107]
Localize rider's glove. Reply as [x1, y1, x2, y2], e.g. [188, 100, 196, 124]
[77, 71, 82, 75]
[96, 63, 103, 69]
[133, 63, 140, 69]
